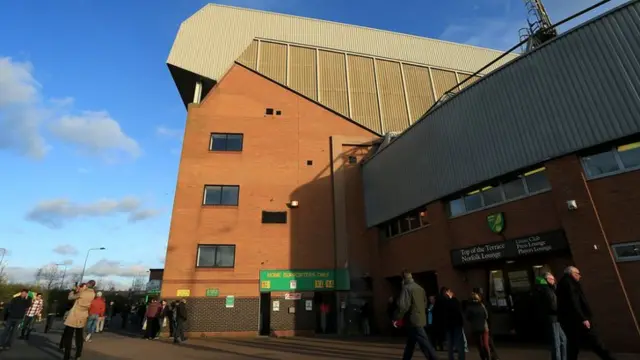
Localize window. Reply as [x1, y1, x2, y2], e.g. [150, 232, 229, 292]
[481, 184, 503, 207]
[203, 185, 239, 206]
[380, 206, 429, 239]
[582, 141, 640, 178]
[262, 211, 287, 224]
[275, 110, 282, 116]
[524, 168, 551, 193]
[348, 156, 358, 164]
[612, 242, 640, 263]
[210, 133, 243, 152]
[196, 245, 236, 268]
[265, 108, 274, 115]
[447, 167, 551, 217]
[306, 160, 313, 166]
[502, 175, 526, 200]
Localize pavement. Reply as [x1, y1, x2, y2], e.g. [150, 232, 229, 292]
[2, 321, 638, 359]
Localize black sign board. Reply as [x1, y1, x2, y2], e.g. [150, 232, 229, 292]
[450, 230, 569, 267]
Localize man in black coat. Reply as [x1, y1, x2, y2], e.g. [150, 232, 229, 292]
[556, 266, 615, 360]
[0, 289, 32, 350]
[536, 273, 567, 360]
[173, 299, 188, 344]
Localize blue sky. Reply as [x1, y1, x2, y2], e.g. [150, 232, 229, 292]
[0, 0, 626, 288]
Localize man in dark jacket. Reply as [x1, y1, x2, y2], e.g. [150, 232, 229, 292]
[173, 298, 188, 344]
[556, 266, 615, 360]
[442, 287, 466, 360]
[393, 270, 437, 360]
[0, 289, 32, 350]
[536, 273, 567, 360]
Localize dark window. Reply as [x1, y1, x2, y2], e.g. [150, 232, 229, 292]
[275, 110, 282, 115]
[448, 198, 466, 217]
[210, 133, 243, 152]
[348, 156, 358, 164]
[306, 160, 313, 166]
[196, 245, 236, 268]
[502, 175, 526, 200]
[464, 191, 483, 212]
[265, 108, 274, 115]
[203, 185, 239, 206]
[582, 150, 619, 177]
[262, 211, 287, 224]
[617, 142, 640, 169]
[389, 220, 400, 237]
[524, 168, 551, 193]
[419, 208, 429, 226]
[612, 242, 640, 263]
[481, 183, 503, 207]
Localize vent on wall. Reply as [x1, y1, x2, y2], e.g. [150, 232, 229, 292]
[262, 211, 287, 224]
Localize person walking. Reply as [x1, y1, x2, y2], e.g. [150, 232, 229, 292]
[535, 273, 567, 360]
[557, 266, 615, 360]
[442, 287, 465, 360]
[360, 301, 372, 336]
[392, 270, 437, 360]
[86, 291, 106, 341]
[20, 292, 43, 340]
[144, 298, 162, 340]
[60, 281, 97, 360]
[0, 289, 32, 351]
[165, 301, 176, 337]
[465, 292, 491, 360]
[173, 298, 188, 344]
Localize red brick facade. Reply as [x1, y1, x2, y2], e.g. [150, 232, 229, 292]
[164, 63, 640, 351]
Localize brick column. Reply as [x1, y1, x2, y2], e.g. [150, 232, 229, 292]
[546, 155, 640, 352]
[426, 201, 465, 294]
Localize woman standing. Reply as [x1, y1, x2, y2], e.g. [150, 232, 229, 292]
[465, 292, 492, 360]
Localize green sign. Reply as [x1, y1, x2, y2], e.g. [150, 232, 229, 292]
[487, 212, 505, 234]
[225, 295, 235, 308]
[205, 288, 219, 297]
[259, 269, 350, 292]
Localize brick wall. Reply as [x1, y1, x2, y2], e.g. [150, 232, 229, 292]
[164, 297, 259, 333]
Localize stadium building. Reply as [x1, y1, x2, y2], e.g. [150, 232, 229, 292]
[162, 1, 640, 351]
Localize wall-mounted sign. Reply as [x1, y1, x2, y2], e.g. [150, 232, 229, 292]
[176, 289, 190, 297]
[487, 212, 505, 234]
[284, 293, 301, 300]
[305, 300, 313, 311]
[273, 300, 280, 312]
[450, 230, 569, 267]
[225, 295, 235, 308]
[259, 269, 350, 292]
[205, 288, 219, 297]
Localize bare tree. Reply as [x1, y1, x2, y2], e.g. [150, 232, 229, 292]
[130, 277, 146, 292]
[35, 265, 62, 290]
[0, 260, 7, 284]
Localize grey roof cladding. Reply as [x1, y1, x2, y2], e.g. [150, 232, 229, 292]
[362, 1, 640, 228]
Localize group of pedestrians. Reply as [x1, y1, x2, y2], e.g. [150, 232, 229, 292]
[0, 290, 44, 350]
[136, 297, 188, 344]
[393, 266, 616, 360]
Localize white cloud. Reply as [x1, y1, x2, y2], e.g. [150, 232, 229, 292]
[0, 57, 49, 158]
[50, 111, 141, 159]
[53, 244, 78, 256]
[0, 56, 140, 161]
[85, 259, 147, 278]
[25, 197, 160, 229]
[156, 126, 182, 138]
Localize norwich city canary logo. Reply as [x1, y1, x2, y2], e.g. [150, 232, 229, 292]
[487, 212, 505, 234]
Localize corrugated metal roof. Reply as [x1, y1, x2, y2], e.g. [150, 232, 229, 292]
[362, 1, 640, 227]
[167, 3, 518, 85]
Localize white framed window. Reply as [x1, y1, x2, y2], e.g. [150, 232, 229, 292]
[196, 245, 236, 268]
[611, 242, 640, 263]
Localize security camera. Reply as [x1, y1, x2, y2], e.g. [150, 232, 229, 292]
[567, 200, 578, 211]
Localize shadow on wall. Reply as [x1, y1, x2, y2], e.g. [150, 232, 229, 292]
[260, 144, 375, 336]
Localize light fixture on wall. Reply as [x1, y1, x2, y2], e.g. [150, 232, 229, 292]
[567, 200, 578, 211]
[287, 200, 299, 208]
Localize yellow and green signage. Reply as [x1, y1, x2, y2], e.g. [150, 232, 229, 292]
[259, 269, 350, 292]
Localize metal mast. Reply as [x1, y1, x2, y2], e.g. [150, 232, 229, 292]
[519, 0, 558, 52]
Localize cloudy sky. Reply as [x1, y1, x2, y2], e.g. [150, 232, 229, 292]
[0, 0, 627, 288]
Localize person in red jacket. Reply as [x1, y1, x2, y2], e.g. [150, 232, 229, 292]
[85, 292, 106, 342]
[144, 298, 162, 340]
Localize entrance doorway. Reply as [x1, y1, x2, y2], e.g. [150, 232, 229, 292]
[259, 292, 271, 336]
[486, 262, 554, 342]
[313, 292, 337, 334]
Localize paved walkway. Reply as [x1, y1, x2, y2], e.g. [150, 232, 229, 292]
[2, 323, 637, 359]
